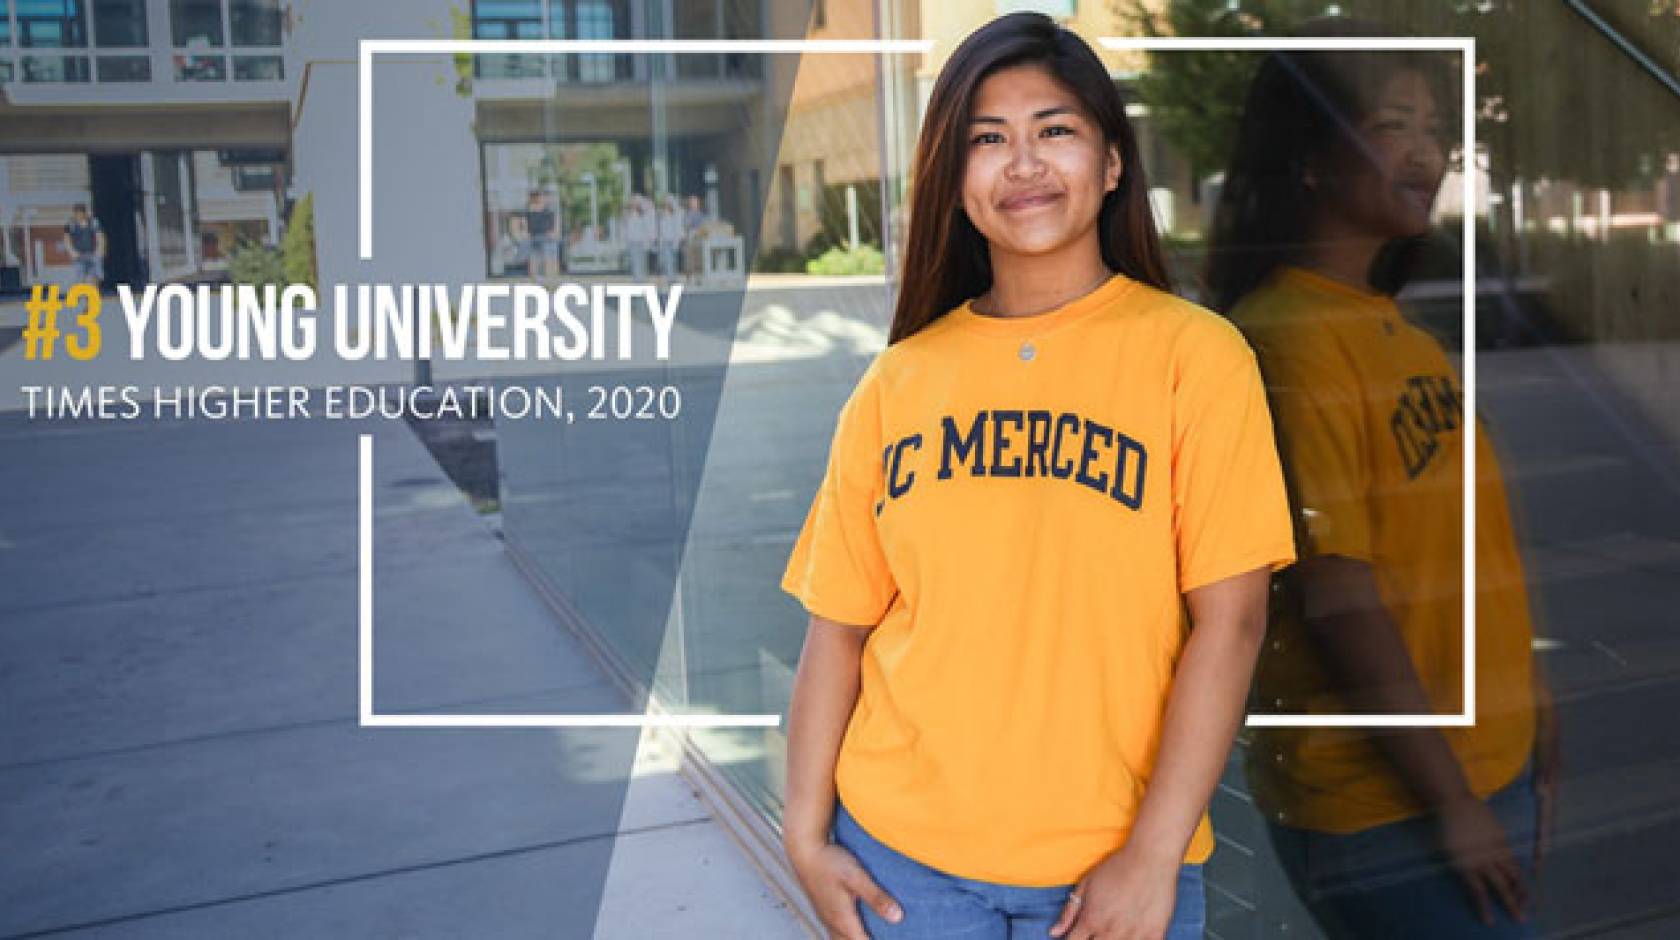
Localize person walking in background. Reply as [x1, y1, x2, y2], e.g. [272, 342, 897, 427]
[682, 194, 708, 277]
[781, 12, 1296, 940]
[1206, 30, 1558, 940]
[624, 194, 653, 280]
[656, 194, 683, 279]
[524, 189, 559, 279]
[62, 204, 106, 287]
[684, 193, 707, 233]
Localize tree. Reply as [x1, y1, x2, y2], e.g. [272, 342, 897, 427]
[1118, 0, 1680, 192]
[1117, 0, 1325, 188]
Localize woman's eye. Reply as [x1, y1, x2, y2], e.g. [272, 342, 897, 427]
[971, 131, 1004, 145]
[1041, 125, 1074, 138]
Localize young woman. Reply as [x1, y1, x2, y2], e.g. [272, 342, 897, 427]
[780, 13, 1296, 939]
[1206, 37, 1559, 939]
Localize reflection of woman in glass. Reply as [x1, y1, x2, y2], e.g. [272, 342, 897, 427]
[1207, 38, 1558, 940]
[781, 12, 1296, 939]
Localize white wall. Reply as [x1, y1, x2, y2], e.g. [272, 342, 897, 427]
[289, 1, 486, 295]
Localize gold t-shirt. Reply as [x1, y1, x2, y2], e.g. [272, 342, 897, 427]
[782, 273, 1296, 886]
[1234, 266, 1537, 833]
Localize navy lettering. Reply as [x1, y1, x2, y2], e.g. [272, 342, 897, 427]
[939, 411, 988, 479]
[1110, 432, 1147, 509]
[1025, 410, 1052, 478]
[1076, 418, 1114, 494]
[1050, 413, 1080, 479]
[882, 408, 1149, 512]
[991, 409, 1024, 477]
[888, 433, 922, 498]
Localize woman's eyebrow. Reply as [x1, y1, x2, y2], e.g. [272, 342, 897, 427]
[970, 105, 1080, 125]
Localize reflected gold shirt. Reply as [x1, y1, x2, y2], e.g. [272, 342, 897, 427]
[1234, 266, 1537, 833]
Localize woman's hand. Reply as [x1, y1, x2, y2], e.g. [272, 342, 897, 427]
[1048, 844, 1181, 940]
[787, 837, 903, 940]
[1436, 797, 1529, 926]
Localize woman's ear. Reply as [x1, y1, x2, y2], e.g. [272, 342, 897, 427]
[1105, 144, 1123, 193]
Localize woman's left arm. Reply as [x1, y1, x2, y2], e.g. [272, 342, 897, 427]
[1052, 566, 1271, 940]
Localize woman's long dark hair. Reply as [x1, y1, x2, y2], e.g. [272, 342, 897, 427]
[889, 11, 1169, 344]
[1204, 25, 1456, 314]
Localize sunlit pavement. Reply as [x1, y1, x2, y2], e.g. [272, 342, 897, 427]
[0, 395, 808, 937]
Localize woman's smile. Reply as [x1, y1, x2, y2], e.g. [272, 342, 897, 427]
[999, 189, 1064, 212]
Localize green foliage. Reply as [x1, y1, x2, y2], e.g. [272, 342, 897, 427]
[1119, 0, 1311, 185]
[227, 241, 284, 287]
[450, 4, 473, 97]
[752, 247, 807, 273]
[1121, 0, 1680, 189]
[540, 144, 629, 234]
[806, 244, 885, 276]
[282, 192, 317, 289]
[809, 179, 884, 256]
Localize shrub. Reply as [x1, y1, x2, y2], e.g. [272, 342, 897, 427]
[753, 247, 806, 274]
[282, 192, 318, 289]
[227, 240, 284, 286]
[805, 244, 884, 276]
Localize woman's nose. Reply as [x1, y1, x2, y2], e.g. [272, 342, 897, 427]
[1407, 126, 1445, 169]
[1005, 140, 1045, 179]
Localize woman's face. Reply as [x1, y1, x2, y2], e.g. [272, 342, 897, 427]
[960, 64, 1121, 258]
[1325, 68, 1447, 238]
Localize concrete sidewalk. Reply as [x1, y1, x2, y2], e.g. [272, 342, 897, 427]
[0, 405, 806, 938]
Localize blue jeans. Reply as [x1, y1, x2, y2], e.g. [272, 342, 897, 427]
[73, 254, 103, 284]
[832, 801, 1206, 939]
[1264, 766, 1539, 940]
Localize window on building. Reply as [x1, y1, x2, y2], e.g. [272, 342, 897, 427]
[576, 0, 618, 81]
[232, 55, 281, 79]
[19, 0, 89, 47]
[473, 0, 544, 78]
[92, 0, 146, 46]
[170, 0, 224, 47]
[174, 53, 224, 80]
[167, 0, 282, 80]
[474, 0, 543, 37]
[96, 55, 150, 80]
[229, 0, 282, 46]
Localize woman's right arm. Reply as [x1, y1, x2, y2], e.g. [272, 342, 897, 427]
[1294, 554, 1529, 926]
[784, 614, 903, 939]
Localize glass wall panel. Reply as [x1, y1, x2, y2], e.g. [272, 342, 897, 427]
[485, 1, 1680, 935]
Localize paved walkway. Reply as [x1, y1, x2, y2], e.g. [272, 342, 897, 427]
[0, 404, 806, 938]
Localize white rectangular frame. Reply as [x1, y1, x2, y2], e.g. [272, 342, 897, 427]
[355, 35, 1476, 731]
[1098, 37, 1478, 729]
